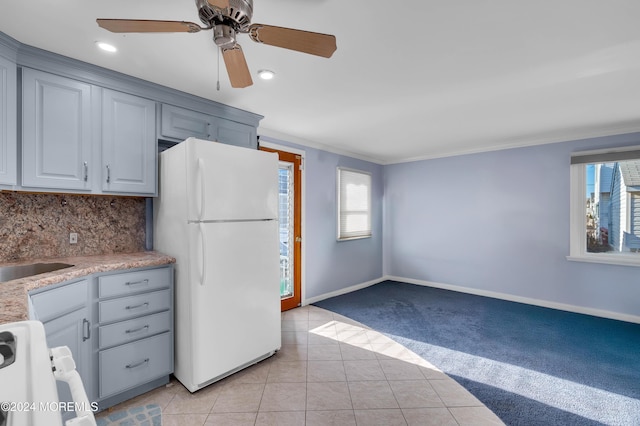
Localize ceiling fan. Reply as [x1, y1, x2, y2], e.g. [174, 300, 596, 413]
[96, 0, 337, 88]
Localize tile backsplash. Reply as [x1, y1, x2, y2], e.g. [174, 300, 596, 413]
[0, 192, 146, 262]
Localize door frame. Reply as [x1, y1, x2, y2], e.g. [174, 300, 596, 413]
[259, 140, 305, 311]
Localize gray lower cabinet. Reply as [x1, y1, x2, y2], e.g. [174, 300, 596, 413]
[29, 278, 93, 422]
[0, 54, 17, 186]
[28, 265, 174, 413]
[95, 266, 174, 408]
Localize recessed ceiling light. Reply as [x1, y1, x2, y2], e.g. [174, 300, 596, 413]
[96, 41, 117, 53]
[258, 69, 275, 80]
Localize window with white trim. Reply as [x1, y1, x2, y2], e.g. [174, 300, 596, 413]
[337, 167, 372, 241]
[569, 146, 640, 267]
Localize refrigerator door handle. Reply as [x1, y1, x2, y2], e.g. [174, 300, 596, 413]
[196, 158, 206, 220]
[199, 222, 207, 286]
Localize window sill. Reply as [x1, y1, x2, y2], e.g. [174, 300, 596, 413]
[337, 235, 372, 242]
[566, 254, 640, 267]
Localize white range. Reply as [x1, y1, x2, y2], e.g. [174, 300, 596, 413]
[0, 320, 95, 426]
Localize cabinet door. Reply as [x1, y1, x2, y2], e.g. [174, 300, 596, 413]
[212, 118, 257, 149]
[0, 55, 17, 186]
[33, 278, 93, 419]
[21, 68, 92, 190]
[102, 89, 156, 195]
[42, 306, 93, 408]
[160, 104, 212, 141]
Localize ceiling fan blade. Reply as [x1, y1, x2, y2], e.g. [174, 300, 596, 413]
[96, 19, 204, 33]
[207, 0, 230, 9]
[222, 45, 253, 88]
[248, 24, 337, 58]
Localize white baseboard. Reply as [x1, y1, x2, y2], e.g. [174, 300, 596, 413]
[386, 275, 640, 324]
[303, 275, 640, 324]
[303, 277, 387, 305]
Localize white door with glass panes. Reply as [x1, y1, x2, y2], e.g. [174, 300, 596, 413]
[260, 146, 302, 311]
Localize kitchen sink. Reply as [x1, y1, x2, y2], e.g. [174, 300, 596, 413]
[0, 263, 74, 282]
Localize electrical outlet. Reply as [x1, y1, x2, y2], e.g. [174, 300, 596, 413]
[69, 232, 78, 244]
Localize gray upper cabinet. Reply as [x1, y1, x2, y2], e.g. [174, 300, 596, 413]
[213, 119, 256, 149]
[160, 103, 257, 149]
[102, 89, 156, 195]
[21, 68, 92, 191]
[0, 54, 17, 186]
[1, 31, 262, 195]
[21, 71, 157, 196]
[160, 104, 212, 141]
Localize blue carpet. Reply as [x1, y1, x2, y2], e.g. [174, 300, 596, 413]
[314, 281, 640, 426]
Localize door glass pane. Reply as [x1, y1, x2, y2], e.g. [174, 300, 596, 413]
[279, 162, 294, 299]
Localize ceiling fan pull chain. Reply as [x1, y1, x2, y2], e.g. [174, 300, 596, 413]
[95, 0, 336, 89]
[217, 48, 221, 91]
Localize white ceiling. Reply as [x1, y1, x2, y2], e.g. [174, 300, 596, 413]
[2, 0, 640, 164]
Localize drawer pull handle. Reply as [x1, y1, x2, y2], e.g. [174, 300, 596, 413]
[126, 358, 149, 369]
[125, 302, 149, 310]
[125, 325, 150, 334]
[82, 318, 91, 342]
[125, 279, 149, 287]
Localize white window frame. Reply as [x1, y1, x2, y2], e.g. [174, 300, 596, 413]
[337, 167, 372, 241]
[568, 145, 640, 267]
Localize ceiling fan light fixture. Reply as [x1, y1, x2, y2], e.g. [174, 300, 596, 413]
[95, 41, 117, 53]
[213, 24, 236, 48]
[258, 69, 275, 80]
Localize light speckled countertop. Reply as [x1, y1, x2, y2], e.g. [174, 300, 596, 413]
[0, 251, 175, 325]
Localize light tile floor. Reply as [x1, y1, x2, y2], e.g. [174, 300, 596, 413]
[96, 305, 504, 425]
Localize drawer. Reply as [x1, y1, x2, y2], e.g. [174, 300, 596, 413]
[30, 279, 88, 322]
[99, 310, 171, 349]
[99, 289, 171, 324]
[99, 332, 172, 398]
[98, 267, 171, 299]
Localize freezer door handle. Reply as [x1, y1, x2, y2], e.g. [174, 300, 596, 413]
[199, 223, 207, 286]
[196, 157, 206, 220]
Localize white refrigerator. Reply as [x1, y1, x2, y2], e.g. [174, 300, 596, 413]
[153, 137, 281, 392]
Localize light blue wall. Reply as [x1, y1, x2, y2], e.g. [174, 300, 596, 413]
[385, 132, 640, 318]
[263, 131, 640, 318]
[259, 136, 384, 300]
